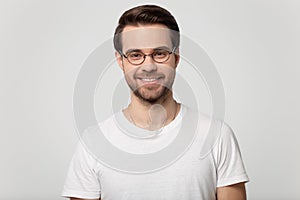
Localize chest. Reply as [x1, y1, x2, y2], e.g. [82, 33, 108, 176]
[96, 153, 217, 200]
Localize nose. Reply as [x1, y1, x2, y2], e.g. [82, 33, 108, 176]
[141, 55, 157, 72]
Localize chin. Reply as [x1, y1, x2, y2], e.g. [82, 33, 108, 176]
[134, 87, 170, 104]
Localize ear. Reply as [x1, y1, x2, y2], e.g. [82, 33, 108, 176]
[115, 51, 124, 70]
[174, 47, 180, 67]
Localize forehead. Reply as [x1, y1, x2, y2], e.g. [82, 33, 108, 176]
[120, 24, 173, 52]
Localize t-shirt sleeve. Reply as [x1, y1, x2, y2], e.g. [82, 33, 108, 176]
[212, 122, 249, 187]
[61, 141, 101, 199]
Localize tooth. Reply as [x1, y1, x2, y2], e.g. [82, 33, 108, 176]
[142, 78, 156, 82]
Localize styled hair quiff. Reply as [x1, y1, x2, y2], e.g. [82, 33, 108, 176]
[113, 5, 180, 52]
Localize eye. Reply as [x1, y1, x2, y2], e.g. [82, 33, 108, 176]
[153, 50, 168, 58]
[128, 52, 143, 60]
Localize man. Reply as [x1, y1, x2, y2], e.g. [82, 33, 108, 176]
[62, 4, 249, 200]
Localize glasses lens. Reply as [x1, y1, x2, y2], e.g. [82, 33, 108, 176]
[153, 50, 170, 63]
[127, 52, 144, 65]
[124, 49, 172, 65]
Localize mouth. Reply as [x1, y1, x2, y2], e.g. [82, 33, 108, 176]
[140, 77, 160, 81]
[136, 76, 164, 84]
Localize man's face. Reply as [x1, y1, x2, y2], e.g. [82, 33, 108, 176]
[116, 24, 180, 104]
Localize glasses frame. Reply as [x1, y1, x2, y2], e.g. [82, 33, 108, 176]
[119, 47, 177, 65]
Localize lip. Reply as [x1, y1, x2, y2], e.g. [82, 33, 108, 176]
[136, 76, 164, 85]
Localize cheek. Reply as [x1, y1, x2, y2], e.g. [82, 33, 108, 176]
[161, 64, 176, 76]
[162, 57, 177, 71]
[123, 66, 138, 79]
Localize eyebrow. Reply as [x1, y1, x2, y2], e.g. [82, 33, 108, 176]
[124, 46, 172, 55]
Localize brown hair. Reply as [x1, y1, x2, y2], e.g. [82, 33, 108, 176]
[113, 4, 180, 52]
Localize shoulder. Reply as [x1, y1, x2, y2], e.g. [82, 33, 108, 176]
[80, 112, 117, 141]
[183, 106, 239, 159]
[217, 121, 240, 151]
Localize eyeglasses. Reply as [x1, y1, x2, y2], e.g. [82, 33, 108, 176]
[119, 47, 176, 65]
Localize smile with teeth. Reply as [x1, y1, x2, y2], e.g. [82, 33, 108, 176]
[141, 78, 158, 82]
[137, 76, 163, 83]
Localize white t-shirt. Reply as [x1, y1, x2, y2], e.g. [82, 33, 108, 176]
[62, 105, 249, 200]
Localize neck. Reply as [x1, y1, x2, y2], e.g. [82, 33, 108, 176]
[123, 91, 180, 130]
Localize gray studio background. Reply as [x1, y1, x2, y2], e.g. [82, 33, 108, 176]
[1, 0, 299, 199]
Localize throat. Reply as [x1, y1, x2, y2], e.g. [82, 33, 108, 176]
[124, 101, 180, 131]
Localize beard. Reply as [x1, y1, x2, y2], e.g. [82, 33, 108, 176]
[133, 85, 171, 104]
[124, 66, 176, 104]
[125, 75, 174, 104]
